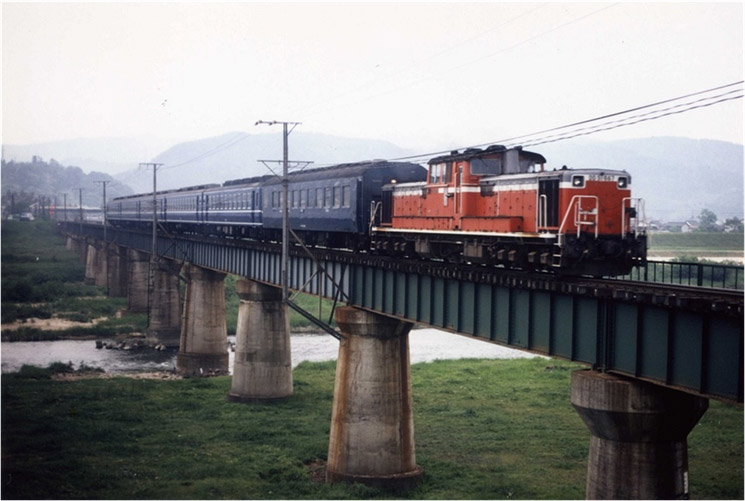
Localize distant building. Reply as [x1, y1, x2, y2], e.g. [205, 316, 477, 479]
[661, 221, 686, 232]
[681, 220, 700, 233]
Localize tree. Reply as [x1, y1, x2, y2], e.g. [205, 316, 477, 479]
[724, 217, 744, 233]
[697, 208, 718, 232]
[3, 190, 36, 216]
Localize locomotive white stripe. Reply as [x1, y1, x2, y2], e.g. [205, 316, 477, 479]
[390, 180, 626, 197]
[372, 226, 557, 239]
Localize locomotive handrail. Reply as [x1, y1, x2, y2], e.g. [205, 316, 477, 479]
[537, 194, 548, 232]
[622, 197, 646, 236]
[369, 201, 382, 233]
[557, 195, 599, 244]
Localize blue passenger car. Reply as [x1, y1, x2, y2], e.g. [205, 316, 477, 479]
[259, 161, 426, 246]
[107, 160, 426, 248]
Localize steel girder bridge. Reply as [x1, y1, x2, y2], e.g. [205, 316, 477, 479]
[61, 221, 743, 404]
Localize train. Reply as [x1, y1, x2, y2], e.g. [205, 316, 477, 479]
[107, 145, 647, 276]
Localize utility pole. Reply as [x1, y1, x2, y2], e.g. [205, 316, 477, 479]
[139, 163, 163, 261]
[63, 193, 67, 222]
[78, 188, 84, 234]
[94, 180, 110, 243]
[255, 120, 308, 302]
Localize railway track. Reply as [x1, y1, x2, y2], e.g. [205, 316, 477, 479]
[68, 224, 745, 317]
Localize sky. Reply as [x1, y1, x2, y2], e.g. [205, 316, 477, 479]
[2, 2, 743, 152]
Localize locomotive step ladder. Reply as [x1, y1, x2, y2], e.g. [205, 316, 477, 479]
[553, 195, 600, 267]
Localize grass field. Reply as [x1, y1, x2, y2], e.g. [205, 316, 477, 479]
[2, 358, 742, 500]
[648, 231, 744, 257]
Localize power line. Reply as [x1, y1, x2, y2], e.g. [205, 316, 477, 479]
[161, 132, 250, 171]
[480, 81, 744, 149]
[519, 93, 743, 149]
[512, 88, 744, 148]
[386, 81, 744, 163]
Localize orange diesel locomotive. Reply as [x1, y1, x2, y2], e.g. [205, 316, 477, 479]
[372, 145, 647, 276]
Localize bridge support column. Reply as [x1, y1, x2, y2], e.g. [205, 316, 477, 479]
[571, 369, 708, 500]
[84, 243, 107, 287]
[94, 244, 108, 288]
[105, 245, 128, 298]
[177, 264, 229, 376]
[146, 259, 182, 348]
[125, 249, 150, 314]
[84, 243, 97, 285]
[72, 238, 87, 264]
[326, 306, 422, 489]
[228, 279, 292, 401]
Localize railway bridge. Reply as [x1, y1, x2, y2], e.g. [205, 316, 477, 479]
[60, 221, 743, 499]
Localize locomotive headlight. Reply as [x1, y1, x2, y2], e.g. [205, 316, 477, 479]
[572, 175, 585, 187]
[617, 177, 628, 188]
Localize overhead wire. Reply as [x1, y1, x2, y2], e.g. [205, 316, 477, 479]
[472, 81, 744, 149]
[384, 81, 744, 163]
[160, 131, 249, 170]
[518, 93, 743, 149]
[122, 80, 741, 184]
[512, 88, 744, 148]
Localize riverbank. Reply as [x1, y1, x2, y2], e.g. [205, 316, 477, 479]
[2, 357, 741, 500]
[0, 328, 538, 375]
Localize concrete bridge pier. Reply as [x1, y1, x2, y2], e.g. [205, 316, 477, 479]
[84, 243, 97, 285]
[69, 237, 87, 264]
[571, 369, 709, 500]
[228, 279, 292, 402]
[84, 242, 107, 287]
[326, 306, 423, 490]
[146, 258, 182, 348]
[177, 264, 229, 376]
[125, 249, 150, 314]
[105, 245, 129, 298]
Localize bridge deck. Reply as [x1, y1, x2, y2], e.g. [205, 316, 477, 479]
[62, 222, 744, 403]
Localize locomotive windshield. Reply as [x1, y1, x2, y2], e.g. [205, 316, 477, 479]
[470, 157, 502, 175]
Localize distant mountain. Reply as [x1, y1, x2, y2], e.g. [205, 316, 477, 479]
[1, 136, 177, 177]
[1, 157, 133, 209]
[3, 131, 741, 223]
[114, 131, 416, 194]
[538, 137, 743, 221]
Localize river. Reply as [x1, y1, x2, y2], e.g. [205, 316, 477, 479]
[0, 328, 538, 375]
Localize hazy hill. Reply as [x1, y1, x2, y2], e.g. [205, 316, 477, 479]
[3, 132, 742, 222]
[1, 158, 133, 209]
[114, 131, 415, 193]
[1, 136, 176, 177]
[538, 137, 743, 221]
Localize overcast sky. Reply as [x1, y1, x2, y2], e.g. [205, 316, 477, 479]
[2, 2, 743, 152]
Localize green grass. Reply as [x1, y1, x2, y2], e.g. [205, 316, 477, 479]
[2, 358, 742, 499]
[649, 232, 744, 253]
[1, 220, 92, 303]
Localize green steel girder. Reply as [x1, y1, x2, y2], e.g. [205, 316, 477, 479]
[347, 264, 743, 403]
[63, 222, 744, 403]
